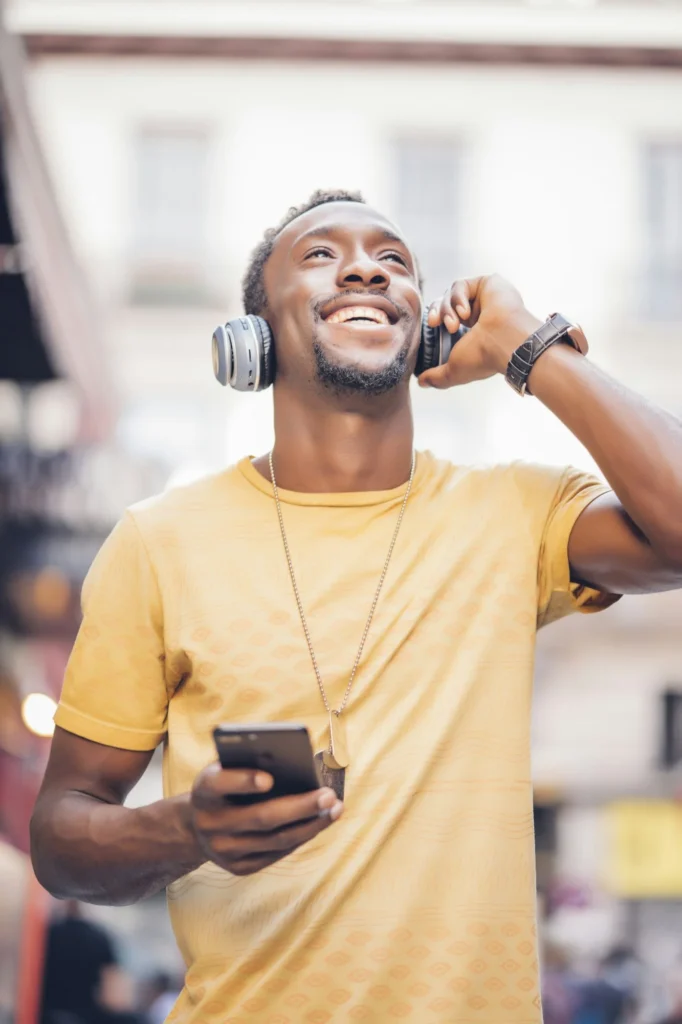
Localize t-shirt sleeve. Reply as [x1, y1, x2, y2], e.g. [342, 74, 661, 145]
[536, 466, 622, 629]
[54, 511, 169, 750]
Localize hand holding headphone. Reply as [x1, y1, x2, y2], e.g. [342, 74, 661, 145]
[211, 309, 468, 392]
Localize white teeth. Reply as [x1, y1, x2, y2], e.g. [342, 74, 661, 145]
[326, 305, 390, 325]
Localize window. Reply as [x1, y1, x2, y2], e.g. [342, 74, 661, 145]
[131, 128, 209, 303]
[643, 142, 682, 320]
[390, 137, 460, 299]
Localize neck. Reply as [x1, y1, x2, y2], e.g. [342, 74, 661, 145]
[253, 383, 414, 492]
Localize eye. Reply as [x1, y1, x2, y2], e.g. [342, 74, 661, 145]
[304, 247, 333, 260]
[381, 251, 408, 266]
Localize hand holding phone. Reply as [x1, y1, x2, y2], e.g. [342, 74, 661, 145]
[188, 724, 343, 876]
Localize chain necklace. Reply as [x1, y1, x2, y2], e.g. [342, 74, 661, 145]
[269, 450, 416, 799]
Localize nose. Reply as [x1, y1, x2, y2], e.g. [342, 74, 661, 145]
[336, 252, 390, 291]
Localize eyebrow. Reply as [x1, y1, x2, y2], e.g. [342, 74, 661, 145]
[294, 223, 409, 250]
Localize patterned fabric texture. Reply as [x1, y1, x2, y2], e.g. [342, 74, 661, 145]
[56, 452, 617, 1023]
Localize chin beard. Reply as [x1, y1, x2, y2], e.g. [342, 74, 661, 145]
[312, 336, 411, 396]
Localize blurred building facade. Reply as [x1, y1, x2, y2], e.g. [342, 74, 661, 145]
[0, 11, 171, 1020]
[3, 0, 682, 1000]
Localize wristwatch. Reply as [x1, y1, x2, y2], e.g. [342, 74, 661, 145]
[505, 313, 588, 396]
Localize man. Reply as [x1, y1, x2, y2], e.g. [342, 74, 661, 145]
[31, 189, 682, 1023]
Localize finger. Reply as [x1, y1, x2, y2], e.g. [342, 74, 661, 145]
[440, 285, 460, 336]
[450, 281, 472, 322]
[195, 787, 338, 834]
[418, 360, 464, 390]
[210, 801, 343, 858]
[426, 300, 441, 327]
[417, 332, 485, 390]
[192, 763, 273, 810]
[232, 787, 339, 833]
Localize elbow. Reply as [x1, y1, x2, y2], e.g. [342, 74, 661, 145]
[29, 808, 67, 900]
[29, 810, 142, 908]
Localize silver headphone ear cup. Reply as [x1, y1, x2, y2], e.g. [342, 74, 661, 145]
[211, 315, 274, 391]
[251, 317, 275, 390]
[212, 325, 230, 386]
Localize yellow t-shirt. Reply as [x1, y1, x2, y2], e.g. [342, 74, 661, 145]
[55, 452, 617, 1024]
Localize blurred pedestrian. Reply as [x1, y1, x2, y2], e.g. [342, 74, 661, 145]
[40, 900, 143, 1024]
[138, 972, 179, 1024]
[570, 952, 630, 1024]
[0, 835, 28, 1024]
[541, 942, 577, 1024]
[599, 947, 640, 1023]
[652, 951, 682, 1024]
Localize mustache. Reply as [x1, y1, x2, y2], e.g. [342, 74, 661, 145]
[310, 290, 412, 322]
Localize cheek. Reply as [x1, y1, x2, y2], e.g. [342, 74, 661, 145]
[268, 304, 315, 373]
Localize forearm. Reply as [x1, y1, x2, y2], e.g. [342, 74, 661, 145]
[528, 341, 682, 559]
[31, 790, 206, 906]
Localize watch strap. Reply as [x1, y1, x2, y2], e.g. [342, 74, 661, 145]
[505, 313, 580, 396]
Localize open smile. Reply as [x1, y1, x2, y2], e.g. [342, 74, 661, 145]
[325, 306, 391, 328]
[319, 294, 401, 329]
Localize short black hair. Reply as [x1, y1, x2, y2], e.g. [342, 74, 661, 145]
[241, 188, 365, 315]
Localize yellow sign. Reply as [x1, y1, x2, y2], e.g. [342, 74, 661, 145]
[606, 800, 682, 898]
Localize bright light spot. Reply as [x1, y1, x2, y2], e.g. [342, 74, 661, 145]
[21, 693, 57, 738]
[26, 381, 80, 452]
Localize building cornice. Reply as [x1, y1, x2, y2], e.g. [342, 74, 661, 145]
[17, 32, 682, 68]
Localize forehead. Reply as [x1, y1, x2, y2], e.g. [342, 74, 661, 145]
[271, 201, 410, 262]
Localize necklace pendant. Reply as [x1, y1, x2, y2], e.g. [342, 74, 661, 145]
[314, 713, 348, 801]
[325, 710, 349, 769]
[314, 751, 345, 801]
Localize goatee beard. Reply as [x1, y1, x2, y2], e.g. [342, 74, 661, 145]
[312, 336, 411, 396]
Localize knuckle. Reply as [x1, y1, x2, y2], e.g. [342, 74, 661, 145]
[275, 829, 301, 852]
[270, 832, 291, 852]
[196, 762, 220, 787]
[191, 810, 211, 833]
[210, 834, 237, 856]
[249, 806, 270, 830]
[190, 782, 209, 807]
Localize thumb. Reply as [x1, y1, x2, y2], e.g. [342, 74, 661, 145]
[417, 360, 462, 390]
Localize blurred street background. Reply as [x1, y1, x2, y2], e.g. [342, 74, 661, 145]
[1, 1, 682, 1022]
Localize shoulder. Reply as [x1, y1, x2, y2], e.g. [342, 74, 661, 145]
[116, 463, 250, 566]
[417, 453, 584, 542]
[419, 451, 570, 502]
[127, 463, 244, 532]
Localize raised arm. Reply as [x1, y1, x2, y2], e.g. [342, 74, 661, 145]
[31, 727, 341, 905]
[420, 274, 682, 595]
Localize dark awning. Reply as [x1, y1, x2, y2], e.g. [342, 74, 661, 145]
[0, 16, 116, 437]
[0, 131, 57, 382]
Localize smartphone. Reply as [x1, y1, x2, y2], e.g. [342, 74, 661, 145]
[213, 723, 321, 804]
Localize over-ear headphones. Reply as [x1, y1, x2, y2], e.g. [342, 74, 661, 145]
[211, 309, 468, 392]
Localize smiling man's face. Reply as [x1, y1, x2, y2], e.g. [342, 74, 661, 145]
[262, 201, 423, 395]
